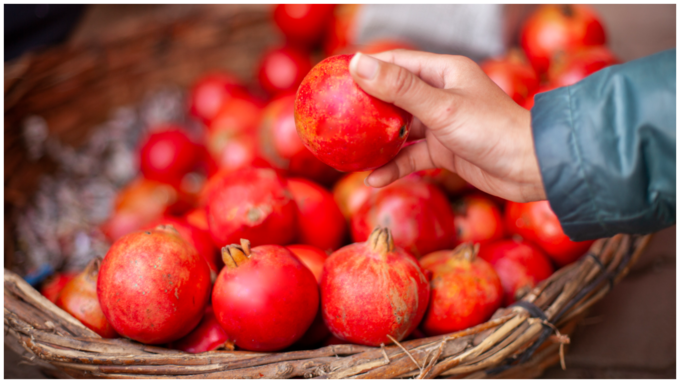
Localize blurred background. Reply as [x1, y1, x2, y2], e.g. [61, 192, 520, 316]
[4, 4, 676, 379]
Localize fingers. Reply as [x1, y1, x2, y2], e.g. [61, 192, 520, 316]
[368, 50, 453, 89]
[365, 140, 435, 188]
[349, 52, 457, 131]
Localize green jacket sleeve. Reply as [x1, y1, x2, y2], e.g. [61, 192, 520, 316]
[531, 49, 676, 241]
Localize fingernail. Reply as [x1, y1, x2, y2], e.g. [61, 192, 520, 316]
[350, 52, 378, 80]
[364, 174, 375, 187]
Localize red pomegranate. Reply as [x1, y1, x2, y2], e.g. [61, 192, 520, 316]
[139, 127, 200, 186]
[505, 200, 595, 267]
[287, 244, 331, 346]
[212, 239, 319, 351]
[419, 244, 503, 336]
[208, 94, 264, 135]
[188, 72, 248, 126]
[338, 39, 417, 55]
[548, 45, 619, 87]
[206, 128, 269, 175]
[321, 227, 430, 346]
[332, 171, 374, 221]
[521, 84, 559, 111]
[40, 272, 77, 304]
[520, 4, 607, 75]
[294, 54, 412, 172]
[273, 4, 336, 47]
[257, 46, 313, 96]
[97, 225, 211, 344]
[481, 50, 540, 106]
[478, 239, 554, 306]
[143, 216, 218, 275]
[351, 180, 455, 258]
[55, 258, 118, 338]
[185, 208, 209, 231]
[323, 4, 361, 56]
[205, 167, 297, 248]
[452, 194, 505, 246]
[169, 306, 233, 353]
[288, 178, 347, 252]
[259, 93, 342, 185]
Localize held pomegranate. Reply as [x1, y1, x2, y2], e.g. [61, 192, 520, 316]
[452, 194, 505, 246]
[169, 306, 233, 353]
[288, 178, 347, 252]
[321, 227, 430, 346]
[97, 225, 211, 344]
[478, 239, 554, 306]
[257, 46, 313, 96]
[351, 180, 455, 258]
[505, 200, 595, 267]
[212, 239, 319, 351]
[294, 54, 412, 172]
[520, 4, 607, 74]
[287, 244, 331, 346]
[205, 167, 297, 248]
[139, 127, 200, 185]
[55, 258, 118, 338]
[419, 244, 503, 336]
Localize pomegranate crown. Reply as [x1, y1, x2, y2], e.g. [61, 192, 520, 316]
[153, 224, 180, 236]
[367, 227, 395, 256]
[452, 242, 480, 262]
[222, 239, 252, 268]
[84, 256, 103, 282]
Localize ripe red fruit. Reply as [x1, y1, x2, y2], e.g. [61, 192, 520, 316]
[481, 50, 540, 105]
[419, 244, 503, 336]
[188, 72, 248, 126]
[206, 129, 268, 174]
[273, 4, 336, 47]
[548, 45, 619, 87]
[332, 171, 374, 221]
[351, 180, 455, 258]
[478, 239, 554, 306]
[169, 306, 233, 353]
[259, 93, 342, 185]
[205, 167, 297, 248]
[505, 200, 595, 267]
[288, 178, 347, 252]
[257, 46, 313, 96]
[213, 239, 319, 351]
[287, 244, 331, 346]
[40, 272, 77, 304]
[339, 39, 417, 55]
[139, 127, 200, 185]
[209, 94, 264, 135]
[55, 258, 118, 338]
[521, 84, 558, 110]
[97, 225, 211, 344]
[323, 4, 361, 56]
[520, 4, 607, 74]
[321, 227, 430, 346]
[143, 216, 218, 275]
[452, 194, 505, 246]
[295, 54, 412, 172]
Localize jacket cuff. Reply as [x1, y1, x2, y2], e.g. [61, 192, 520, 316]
[531, 88, 608, 241]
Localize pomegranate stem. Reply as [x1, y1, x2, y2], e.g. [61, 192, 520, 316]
[368, 227, 395, 255]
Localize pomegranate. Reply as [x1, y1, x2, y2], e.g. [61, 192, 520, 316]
[205, 167, 297, 248]
[40, 272, 77, 304]
[188, 72, 248, 126]
[478, 239, 554, 306]
[548, 45, 619, 87]
[522, 84, 559, 111]
[143, 216, 218, 275]
[208, 94, 264, 135]
[294, 54, 412, 172]
[185, 208, 209, 231]
[138, 127, 200, 186]
[287, 244, 331, 346]
[212, 239, 319, 351]
[206, 128, 269, 175]
[273, 4, 336, 47]
[288, 178, 347, 252]
[505, 200, 595, 267]
[321, 227, 430, 346]
[520, 4, 607, 75]
[452, 194, 505, 246]
[339, 39, 417, 55]
[351, 180, 455, 258]
[481, 50, 540, 106]
[257, 46, 313, 96]
[332, 171, 374, 220]
[324, 4, 361, 56]
[169, 306, 233, 353]
[55, 258, 118, 338]
[419, 244, 503, 336]
[97, 225, 211, 344]
[259, 93, 342, 185]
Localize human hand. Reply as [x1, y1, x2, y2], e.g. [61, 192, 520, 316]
[348, 50, 546, 202]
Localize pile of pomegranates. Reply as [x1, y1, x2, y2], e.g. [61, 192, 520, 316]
[39, 4, 608, 354]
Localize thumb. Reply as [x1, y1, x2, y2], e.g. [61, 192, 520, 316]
[349, 52, 455, 130]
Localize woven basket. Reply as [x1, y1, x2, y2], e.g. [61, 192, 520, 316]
[3, 4, 654, 379]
